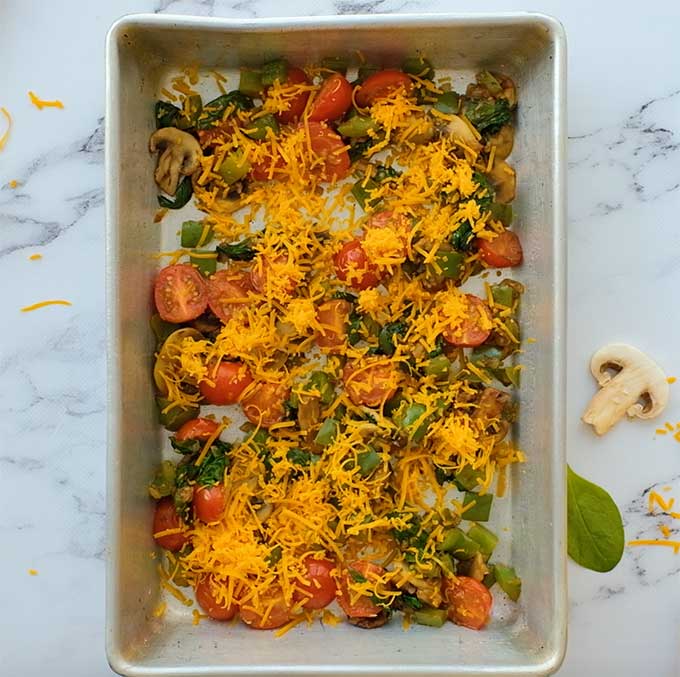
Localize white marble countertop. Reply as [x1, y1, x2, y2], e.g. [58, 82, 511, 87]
[2, 0, 679, 675]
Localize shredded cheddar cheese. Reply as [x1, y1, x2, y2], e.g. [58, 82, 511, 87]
[28, 91, 64, 110]
[0, 107, 12, 151]
[28, 253, 42, 261]
[21, 299, 72, 312]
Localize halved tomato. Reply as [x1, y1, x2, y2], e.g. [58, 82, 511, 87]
[175, 417, 220, 442]
[476, 231, 523, 268]
[355, 70, 413, 108]
[154, 264, 208, 323]
[443, 576, 492, 630]
[308, 74, 353, 122]
[239, 585, 291, 629]
[195, 576, 238, 621]
[241, 381, 290, 428]
[193, 484, 227, 522]
[316, 299, 352, 350]
[206, 270, 251, 324]
[333, 239, 383, 290]
[442, 294, 493, 347]
[293, 556, 337, 610]
[249, 254, 297, 295]
[152, 497, 189, 552]
[342, 359, 399, 408]
[337, 560, 385, 618]
[200, 360, 254, 405]
[365, 210, 410, 256]
[276, 67, 311, 125]
[305, 121, 351, 181]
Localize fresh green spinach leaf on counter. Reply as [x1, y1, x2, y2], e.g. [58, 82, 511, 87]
[567, 464, 624, 572]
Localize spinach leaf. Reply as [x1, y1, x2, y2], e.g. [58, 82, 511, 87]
[462, 98, 512, 135]
[158, 176, 193, 210]
[196, 91, 254, 130]
[378, 321, 407, 356]
[196, 443, 231, 486]
[217, 237, 257, 261]
[400, 593, 423, 610]
[155, 100, 180, 128]
[567, 464, 624, 572]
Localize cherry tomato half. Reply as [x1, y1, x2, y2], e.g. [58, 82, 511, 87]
[356, 70, 413, 108]
[239, 585, 291, 629]
[365, 210, 410, 257]
[476, 231, 523, 268]
[241, 381, 290, 428]
[206, 270, 251, 324]
[337, 560, 384, 618]
[309, 74, 353, 122]
[200, 360, 254, 406]
[152, 497, 189, 552]
[316, 299, 351, 350]
[276, 67, 311, 125]
[442, 294, 493, 348]
[305, 121, 351, 181]
[175, 417, 220, 442]
[154, 264, 208, 324]
[193, 484, 227, 522]
[294, 556, 337, 610]
[443, 576, 493, 630]
[250, 255, 297, 295]
[195, 576, 238, 621]
[343, 359, 399, 408]
[333, 239, 383, 290]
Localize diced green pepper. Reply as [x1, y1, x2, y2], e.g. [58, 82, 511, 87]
[467, 523, 499, 557]
[394, 402, 429, 444]
[494, 563, 521, 601]
[470, 345, 504, 368]
[150, 314, 178, 344]
[425, 354, 451, 379]
[463, 492, 493, 522]
[218, 150, 251, 184]
[402, 55, 434, 80]
[482, 569, 496, 588]
[266, 544, 283, 566]
[351, 178, 380, 210]
[357, 64, 380, 82]
[453, 465, 484, 491]
[181, 220, 213, 248]
[176, 94, 203, 129]
[261, 59, 288, 86]
[477, 70, 503, 96]
[155, 100, 181, 128]
[490, 202, 513, 225]
[190, 251, 217, 276]
[244, 113, 279, 140]
[156, 397, 200, 432]
[438, 527, 480, 560]
[412, 607, 448, 627]
[491, 284, 514, 308]
[434, 91, 460, 115]
[378, 321, 407, 356]
[320, 56, 348, 75]
[239, 68, 263, 97]
[314, 418, 338, 446]
[148, 460, 177, 499]
[438, 552, 455, 575]
[337, 115, 378, 138]
[357, 447, 381, 477]
[432, 249, 465, 279]
[307, 371, 335, 405]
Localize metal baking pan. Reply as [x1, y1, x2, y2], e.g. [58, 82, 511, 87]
[106, 12, 567, 676]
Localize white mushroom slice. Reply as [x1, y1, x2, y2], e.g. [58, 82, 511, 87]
[582, 343, 669, 435]
[446, 115, 482, 153]
[149, 127, 202, 196]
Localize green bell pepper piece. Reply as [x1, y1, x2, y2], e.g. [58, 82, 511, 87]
[425, 354, 451, 379]
[402, 56, 434, 80]
[148, 460, 177, 499]
[244, 113, 279, 140]
[357, 447, 381, 477]
[181, 220, 213, 248]
[337, 116, 377, 138]
[453, 465, 484, 491]
[156, 397, 200, 432]
[433, 249, 465, 279]
[494, 563, 521, 601]
[261, 59, 288, 86]
[218, 150, 251, 184]
[314, 418, 338, 446]
[190, 251, 217, 276]
[438, 527, 480, 560]
[239, 68, 263, 97]
[467, 523, 499, 557]
[463, 492, 493, 522]
[434, 91, 460, 115]
[412, 607, 448, 627]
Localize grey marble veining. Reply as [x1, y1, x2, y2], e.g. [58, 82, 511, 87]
[1, 0, 679, 675]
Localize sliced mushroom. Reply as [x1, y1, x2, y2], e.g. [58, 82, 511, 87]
[446, 115, 482, 153]
[488, 160, 516, 204]
[486, 124, 514, 160]
[347, 609, 391, 629]
[582, 343, 669, 435]
[149, 127, 202, 196]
